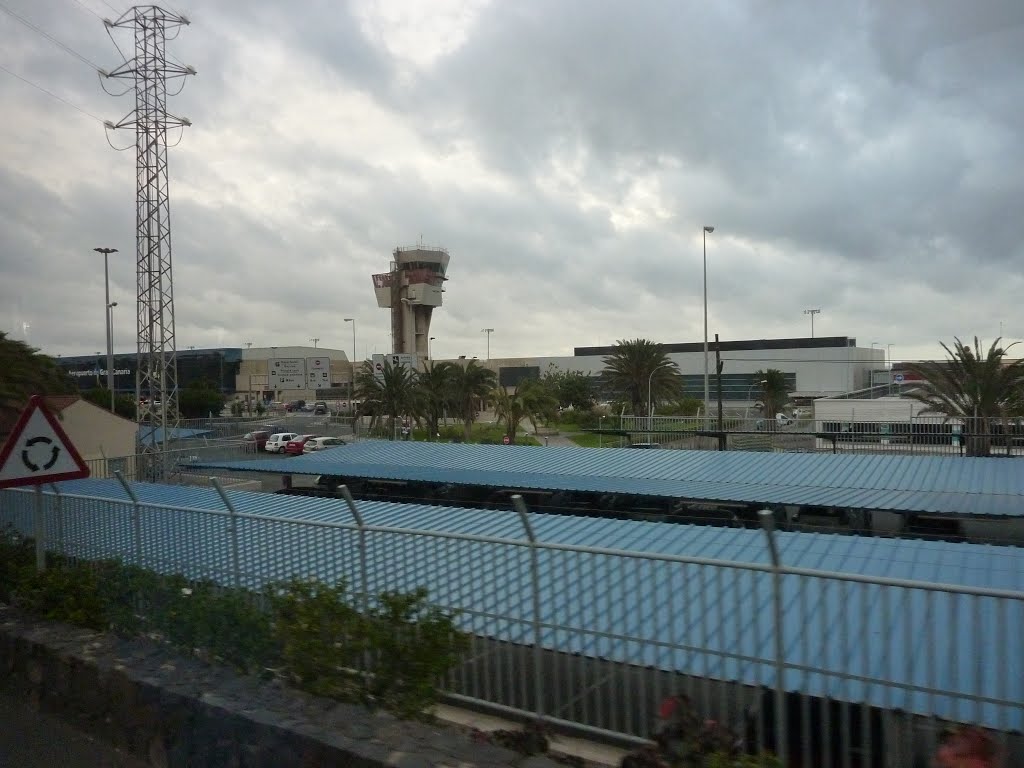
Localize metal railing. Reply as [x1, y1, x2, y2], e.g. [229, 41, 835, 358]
[610, 415, 1024, 457]
[1, 486, 1021, 766]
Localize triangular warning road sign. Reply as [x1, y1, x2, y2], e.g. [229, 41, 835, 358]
[0, 395, 90, 489]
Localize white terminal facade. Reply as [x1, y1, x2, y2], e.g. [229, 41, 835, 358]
[227, 337, 885, 408]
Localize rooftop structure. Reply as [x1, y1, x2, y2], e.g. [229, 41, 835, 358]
[371, 245, 450, 358]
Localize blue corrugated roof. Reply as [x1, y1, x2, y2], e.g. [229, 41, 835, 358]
[188, 442, 1024, 517]
[138, 426, 214, 442]
[4, 479, 1022, 729]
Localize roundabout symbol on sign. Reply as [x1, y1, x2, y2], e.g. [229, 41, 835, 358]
[21, 436, 60, 472]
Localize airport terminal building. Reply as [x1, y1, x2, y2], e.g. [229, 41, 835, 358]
[56, 336, 884, 406]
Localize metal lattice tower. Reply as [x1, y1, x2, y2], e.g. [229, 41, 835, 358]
[102, 6, 194, 455]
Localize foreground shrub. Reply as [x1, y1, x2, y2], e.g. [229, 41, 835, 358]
[1, 530, 465, 718]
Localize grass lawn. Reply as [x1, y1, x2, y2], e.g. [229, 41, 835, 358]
[567, 432, 627, 448]
[404, 422, 540, 446]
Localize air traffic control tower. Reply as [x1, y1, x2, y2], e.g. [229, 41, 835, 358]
[371, 245, 450, 358]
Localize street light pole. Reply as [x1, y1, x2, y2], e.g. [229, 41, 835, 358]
[803, 308, 821, 338]
[743, 378, 768, 421]
[344, 318, 356, 411]
[648, 362, 672, 440]
[481, 328, 494, 360]
[702, 226, 714, 426]
[107, 302, 118, 412]
[344, 318, 356, 364]
[94, 247, 118, 412]
[429, 336, 436, 361]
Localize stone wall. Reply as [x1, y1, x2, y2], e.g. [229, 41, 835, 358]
[0, 610, 564, 767]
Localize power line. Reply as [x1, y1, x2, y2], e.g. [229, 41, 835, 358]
[68, 0, 103, 21]
[0, 60, 103, 121]
[0, 0, 102, 70]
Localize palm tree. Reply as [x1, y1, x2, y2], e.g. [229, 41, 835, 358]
[490, 386, 528, 444]
[904, 337, 1024, 456]
[448, 360, 496, 441]
[416, 361, 455, 439]
[353, 360, 420, 435]
[601, 339, 681, 416]
[520, 377, 559, 433]
[753, 369, 789, 421]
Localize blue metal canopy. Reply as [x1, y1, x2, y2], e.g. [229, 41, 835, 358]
[2, 478, 1020, 730]
[187, 441, 1024, 516]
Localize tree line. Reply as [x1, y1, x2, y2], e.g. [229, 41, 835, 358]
[3, 331, 1023, 455]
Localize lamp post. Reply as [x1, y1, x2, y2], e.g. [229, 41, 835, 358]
[429, 336, 436, 361]
[94, 247, 118, 410]
[107, 302, 118, 412]
[702, 226, 714, 426]
[481, 328, 494, 360]
[647, 362, 673, 440]
[343, 319, 356, 363]
[803, 308, 821, 338]
[344, 318, 356, 411]
[743, 378, 768, 421]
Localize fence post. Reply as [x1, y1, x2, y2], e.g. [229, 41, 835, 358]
[211, 478, 242, 588]
[33, 485, 46, 572]
[49, 483, 64, 557]
[114, 470, 143, 567]
[512, 494, 544, 722]
[758, 509, 788, 764]
[339, 485, 369, 613]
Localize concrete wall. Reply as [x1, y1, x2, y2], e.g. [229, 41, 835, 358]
[0, 612, 544, 768]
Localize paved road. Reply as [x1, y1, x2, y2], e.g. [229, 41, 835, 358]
[0, 691, 147, 768]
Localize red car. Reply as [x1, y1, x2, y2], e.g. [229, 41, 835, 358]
[242, 430, 270, 453]
[284, 434, 318, 455]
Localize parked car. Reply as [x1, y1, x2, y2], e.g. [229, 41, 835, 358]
[242, 430, 269, 453]
[284, 434, 318, 455]
[303, 437, 347, 453]
[312, 401, 329, 415]
[756, 413, 795, 430]
[265, 432, 299, 453]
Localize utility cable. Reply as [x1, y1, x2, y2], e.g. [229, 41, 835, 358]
[68, 0, 103, 21]
[0, 0, 102, 70]
[0, 60, 104, 122]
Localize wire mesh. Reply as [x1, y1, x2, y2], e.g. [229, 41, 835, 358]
[1, 486, 1021, 766]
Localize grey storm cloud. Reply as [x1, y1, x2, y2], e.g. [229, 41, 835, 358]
[0, 0, 1022, 362]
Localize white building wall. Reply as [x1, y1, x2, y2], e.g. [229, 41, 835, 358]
[469, 344, 884, 399]
[813, 398, 928, 423]
[235, 346, 351, 401]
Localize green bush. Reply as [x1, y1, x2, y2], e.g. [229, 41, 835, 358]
[268, 578, 367, 701]
[555, 409, 600, 430]
[364, 588, 467, 717]
[14, 559, 107, 630]
[0, 536, 465, 718]
[0, 526, 34, 603]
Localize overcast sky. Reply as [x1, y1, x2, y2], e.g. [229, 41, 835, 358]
[1, 0, 1022, 363]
